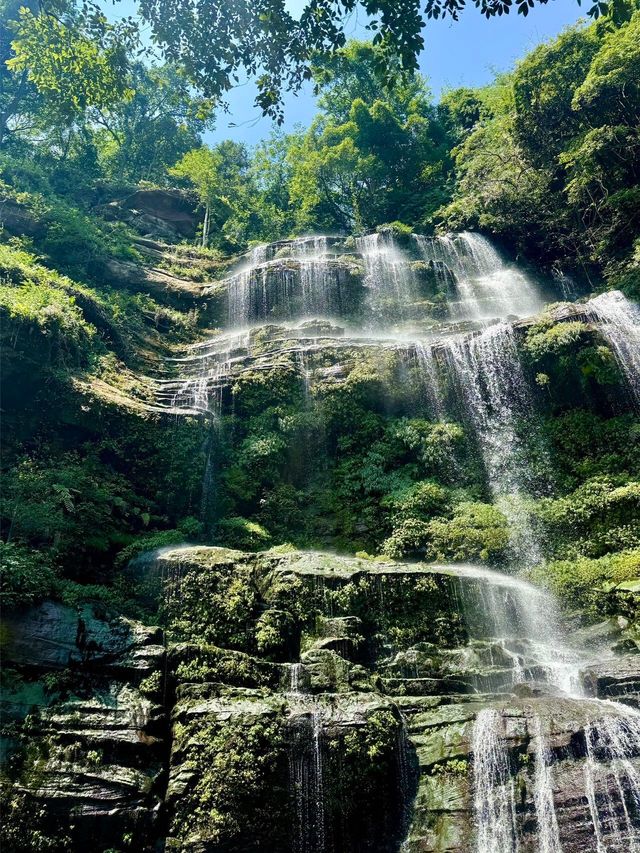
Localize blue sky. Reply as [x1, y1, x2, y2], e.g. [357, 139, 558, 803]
[110, 0, 587, 146]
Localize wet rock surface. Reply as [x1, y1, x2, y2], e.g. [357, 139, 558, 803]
[2, 548, 639, 852]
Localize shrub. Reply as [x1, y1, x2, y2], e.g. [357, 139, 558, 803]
[216, 517, 272, 551]
[0, 542, 57, 609]
[530, 549, 640, 613]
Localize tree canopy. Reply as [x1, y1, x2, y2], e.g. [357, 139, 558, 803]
[133, 0, 623, 119]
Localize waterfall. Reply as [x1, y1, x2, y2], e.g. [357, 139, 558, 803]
[312, 711, 326, 853]
[443, 324, 549, 564]
[289, 708, 327, 853]
[413, 341, 445, 418]
[463, 559, 640, 852]
[414, 232, 544, 321]
[589, 291, 640, 407]
[450, 564, 584, 695]
[472, 708, 519, 853]
[356, 232, 417, 324]
[291, 236, 329, 257]
[288, 658, 327, 853]
[150, 231, 640, 851]
[157, 330, 251, 415]
[532, 715, 563, 853]
[226, 240, 348, 327]
[583, 715, 640, 852]
[290, 662, 303, 694]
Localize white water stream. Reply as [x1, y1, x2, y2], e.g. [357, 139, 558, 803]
[589, 291, 640, 408]
[460, 562, 640, 853]
[414, 232, 545, 321]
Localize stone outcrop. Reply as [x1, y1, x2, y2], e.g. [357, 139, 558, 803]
[102, 189, 200, 241]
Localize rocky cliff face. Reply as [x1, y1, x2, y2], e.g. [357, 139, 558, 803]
[2, 229, 639, 852]
[3, 547, 638, 852]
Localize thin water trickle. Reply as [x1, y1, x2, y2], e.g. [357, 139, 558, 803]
[589, 290, 640, 407]
[532, 715, 563, 853]
[443, 324, 550, 565]
[290, 663, 303, 695]
[472, 708, 519, 853]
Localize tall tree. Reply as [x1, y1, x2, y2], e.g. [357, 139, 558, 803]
[169, 147, 223, 247]
[288, 42, 450, 232]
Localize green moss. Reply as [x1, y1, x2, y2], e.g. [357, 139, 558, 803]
[169, 713, 289, 849]
[216, 517, 272, 551]
[524, 319, 590, 360]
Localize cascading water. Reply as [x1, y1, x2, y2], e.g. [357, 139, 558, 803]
[472, 708, 519, 853]
[289, 709, 327, 853]
[449, 564, 584, 695]
[460, 561, 640, 852]
[589, 290, 640, 407]
[155, 231, 640, 852]
[157, 330, 251, 415]
[443, 324, 549, 565]
[356, 232, 418, 325]
[413, 340, 445, 418]
[531, 715, 563, 853]
[224, 236, 353, 327]
[414, 232, 545, 321]
[583, 715, 640, 853]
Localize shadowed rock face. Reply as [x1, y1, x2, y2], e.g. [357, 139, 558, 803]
[1, 603, 166, 851]
[103, 188, 200, 240]
[1, 547, 639, 851]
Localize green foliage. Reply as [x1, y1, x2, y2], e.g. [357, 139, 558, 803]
[512, 25, 601, 166]
[289, 43, 450, 232]
[130, 0, 618, 123]
[572, 11, 640, 125]
[8, 7, 132, 118]
[169, 715, 288, 848]
[535, 477, 640, 558]
[440, 10, 640, 280]
[524, 320, 590, 360]
[96, 63, 215, 185]
[216, 517, 272, 551]
[1, 450, 149, 572]
[163, 557, 258, 650]
[0, 258, 95, 369]
[0, 159, 137, 277]
[383, 501, 510, 561]
[0, 542, 57, 609]
[113, 521, 201, 570]
[544, 410, 640, 490]
[530, 548, 640, 613]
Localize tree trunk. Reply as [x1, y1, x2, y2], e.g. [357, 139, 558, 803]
[202, 202, 210, 248]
